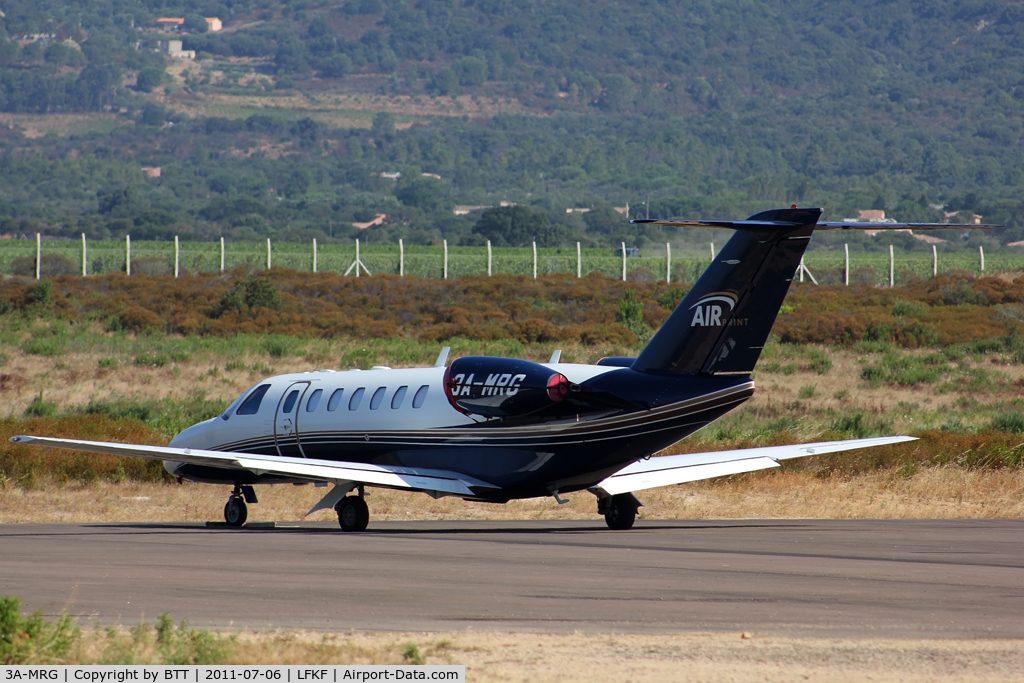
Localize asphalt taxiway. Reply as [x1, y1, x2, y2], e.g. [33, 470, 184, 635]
[1, 519, 1021, 637]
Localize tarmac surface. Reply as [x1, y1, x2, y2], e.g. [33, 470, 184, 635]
[2, 519, 1023, 637]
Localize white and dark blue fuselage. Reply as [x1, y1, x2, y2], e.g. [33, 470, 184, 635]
[167, 363, 755, 501]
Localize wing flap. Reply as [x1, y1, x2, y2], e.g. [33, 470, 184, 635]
[591, 435, 917, 496]
[9, 435, 494, 497]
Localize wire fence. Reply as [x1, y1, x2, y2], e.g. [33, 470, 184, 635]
[2, 235, 1020, 286]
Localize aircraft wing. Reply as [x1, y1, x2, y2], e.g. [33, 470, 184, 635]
[590, 436, 916, 497]
[8, 435, 496, 497]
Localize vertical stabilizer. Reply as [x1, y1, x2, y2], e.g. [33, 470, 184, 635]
[632, 208, 821, 375]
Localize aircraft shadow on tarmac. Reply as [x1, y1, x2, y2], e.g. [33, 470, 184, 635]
[87, 520, 809, 535]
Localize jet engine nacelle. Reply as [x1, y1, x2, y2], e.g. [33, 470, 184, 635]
[444, 356, 570, 418]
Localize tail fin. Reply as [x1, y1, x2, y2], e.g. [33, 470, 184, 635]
[631, 207, 821, 375]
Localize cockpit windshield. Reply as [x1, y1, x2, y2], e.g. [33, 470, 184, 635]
[222, 383, 271, 420]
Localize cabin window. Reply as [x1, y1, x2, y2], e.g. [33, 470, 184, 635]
[282, 390, 300, 414]
[412, 385, 429, 409]
[349, 387, 365, 411]
[369, 386, 386, 410]
[306, 388, 322, 412]
[391, 386, 408, 409]
[235, 384, 271, 416]
[327, 388, 344, 412]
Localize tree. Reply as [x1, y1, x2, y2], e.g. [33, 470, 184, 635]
[583, 206, 626, 234]
[472, 205, 566, 247]
[183, 14, 209, 34]
[456, 57, 486, 86]
[396, 176, 453, 213]
[431, 67, 457, 95]
[135, 67, 165, 93]
[319, 53, 352, 78]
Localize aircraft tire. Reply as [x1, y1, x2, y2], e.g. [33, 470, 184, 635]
[337, 496, 369, 532]
[224, 497, 248, 527]
[603, 495, 637, 530]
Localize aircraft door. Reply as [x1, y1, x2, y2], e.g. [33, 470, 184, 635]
[274, 381, 311, 457]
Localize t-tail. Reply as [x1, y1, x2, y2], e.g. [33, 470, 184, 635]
[630, 207, 1000, 376]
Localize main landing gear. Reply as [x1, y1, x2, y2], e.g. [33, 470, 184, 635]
[224, 484, 258, 527]
[335, 486, 370, 532]
[598, 493, 642, 530]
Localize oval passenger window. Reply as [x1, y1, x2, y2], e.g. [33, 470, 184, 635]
[282, 390, 300, 414]
[369, 387, 386, 410]
[391, 386, 408, 409]
[349, 387, 365, 410]
[412, 385, 429, 409]
[306, 388, 322, 412]
[327, 388, 344, 411]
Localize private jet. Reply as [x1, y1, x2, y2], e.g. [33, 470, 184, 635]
[11, 207, 989, 531]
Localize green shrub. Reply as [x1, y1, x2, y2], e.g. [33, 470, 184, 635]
[990, 413, 1024, 434]
[24, 394, 57, 418]
[134, 353, 170, 367]
[891, 299, 928, 317]
[798, 385, 816, 399]
[98, 358, 118, 368]
[0, 595, 78, 664]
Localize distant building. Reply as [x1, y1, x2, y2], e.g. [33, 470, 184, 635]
[141, 167, 161, 178]
[454, 205, 490, 215]
[857, 209, 891, 222]
[421, 172, 441, 179]
[160, 40, 194, 59]
[566, 208, 591, 214]
[613, 203, 630, 215]
[155, 17, 221, 32]
[379, 172, 401, 180]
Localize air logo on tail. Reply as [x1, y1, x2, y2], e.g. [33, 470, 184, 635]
[689, 293, 738, 327]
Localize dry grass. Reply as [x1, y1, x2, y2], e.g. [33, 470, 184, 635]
[160, 90, 534, 128]
[2, 466, 1022, 524]
[69, 628, 1024, 682]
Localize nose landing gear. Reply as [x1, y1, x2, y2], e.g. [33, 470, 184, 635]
[224, 484, 258, 527]
[335, 486, 370, 532]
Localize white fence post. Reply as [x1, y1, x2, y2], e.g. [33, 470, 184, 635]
[532, 241, 537, 279]
[35, 233, 40, 280]
[174, 235, 180, 278]
[666, 242, 671, 283]
[443, 239, 448, 279]
[932, 244, 937, 277]
[621, 242, 626, 281]
[126, 235, 131, 276]
[313, 238, 317, 273]
[266, 238, 272, 270]
[889, 244, 894, 287]
[799, 256, 805, 283]
[399, 238, 404, 277]
[355, 239, 360, 277]
[220, 237, 225, 273]
[576, 241, 581, 278]
[980, 245, 985, 273]
[710, 242, 715, 260]
[487, 240, 492, 276]
[82, 233, 87, 276]
[844, 243, 849, 286]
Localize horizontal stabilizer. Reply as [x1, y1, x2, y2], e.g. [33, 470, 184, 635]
[591, 435, 916, 496]
[8, 435, 497, 497]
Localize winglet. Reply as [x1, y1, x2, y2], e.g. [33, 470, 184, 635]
[434, 346, 451, 367]
[548, 349, 562, 364]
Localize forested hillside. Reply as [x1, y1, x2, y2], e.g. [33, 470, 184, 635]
[1, 0, 1023, 248]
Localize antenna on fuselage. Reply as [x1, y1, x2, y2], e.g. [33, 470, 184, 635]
[434, 346, 451, 367]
